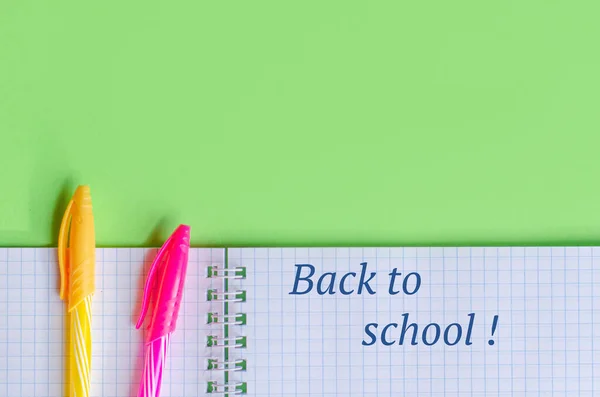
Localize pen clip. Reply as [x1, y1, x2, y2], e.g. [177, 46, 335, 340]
[58, 199, 74, 300]
[136, 235, 173, 329]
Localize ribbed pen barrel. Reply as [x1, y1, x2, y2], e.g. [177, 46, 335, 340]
[138, 335, 171, 397]
[69, 296, 92, 397]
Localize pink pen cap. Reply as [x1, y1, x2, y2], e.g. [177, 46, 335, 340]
[136, 224, 191, 342]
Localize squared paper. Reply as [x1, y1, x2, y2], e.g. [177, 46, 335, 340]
[229, 247, 600, 396]
[0, 248, 224, 397]
[2, 246, 600, 396]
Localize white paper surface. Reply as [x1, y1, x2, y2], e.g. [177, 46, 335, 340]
[2, 246, 599, 396]
[229, 247, 600, 396]
[0, 248, 223, 397]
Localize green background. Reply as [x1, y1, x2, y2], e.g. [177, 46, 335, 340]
[1, 1, 599, 247]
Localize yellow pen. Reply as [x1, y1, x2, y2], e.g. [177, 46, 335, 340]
[58, 185, 95, 397]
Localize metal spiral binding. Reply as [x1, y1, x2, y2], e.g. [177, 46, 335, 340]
[206, 264, 247, 395]
[208, 312, 247, 326]
[207, 335, 247, 348]
[207, 289, 247, 303]
[207, 358, 247, 371]
[208, 265, 247, 279]
[207, 381, 247, 395]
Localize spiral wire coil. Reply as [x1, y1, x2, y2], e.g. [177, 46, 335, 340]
[206, 264, 247, 395]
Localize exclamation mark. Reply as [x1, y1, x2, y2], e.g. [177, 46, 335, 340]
[488, 315, 499, 346]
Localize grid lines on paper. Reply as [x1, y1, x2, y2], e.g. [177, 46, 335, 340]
[228, 247, 600, 396]
[0, 247, 222, 397]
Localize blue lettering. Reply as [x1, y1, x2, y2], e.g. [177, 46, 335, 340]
[362, 323, 378, 346]
[399, 313, 419, 345]
[403, 272, 421, 295]
[381, 323, 398, 346]
[388, 268, 401, 295]
[357, 262, 376, 295]
[422, 323, 441, 346]
[444, 323, 462, 346]
[289, 264, 315, 295]
[372, 313, 476, 346]
[339, 272, 356, 295]
[465, 313, 475, 345]
[317, 272, 336, 295]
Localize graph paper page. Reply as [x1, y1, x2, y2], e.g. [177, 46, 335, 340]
[0, 248, 224, 397]
[229, 247, 600, 396]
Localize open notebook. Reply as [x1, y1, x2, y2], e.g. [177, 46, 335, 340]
[0, 247, 598, 396]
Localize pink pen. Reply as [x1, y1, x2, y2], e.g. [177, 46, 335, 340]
[136, 224, 191, 397]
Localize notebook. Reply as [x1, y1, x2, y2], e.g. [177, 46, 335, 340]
[0, 248, 221, 397]
[0, 247, 599, 396]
